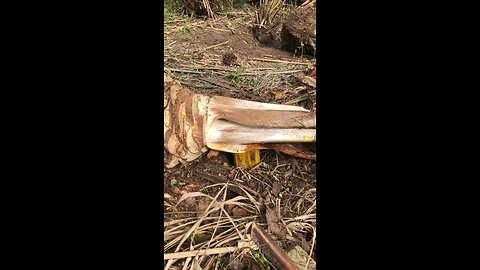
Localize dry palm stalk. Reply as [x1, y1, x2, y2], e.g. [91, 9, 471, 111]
[203, 0, 215, 19]
[164, 72, 316, 168]
[301, 0, 316, 7]
[255, 0, 284, 28]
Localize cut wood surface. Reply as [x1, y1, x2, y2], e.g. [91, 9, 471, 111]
[164, 72, 316, 165]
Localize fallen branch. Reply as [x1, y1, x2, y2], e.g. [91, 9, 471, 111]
[250, 58, 311, 65]
[198, 40, 229, 52]
[164, 68, 204, 74]
[259, 143, 316, 161]
[284, 94, 309, 105]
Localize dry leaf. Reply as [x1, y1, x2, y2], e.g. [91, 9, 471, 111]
[185, 196, 196, 207]
[232, 206, 248, 217]
[287, 246, 316, 270]
[228, 253, 245, 270]
[271, 182, 281, 197]
[294, 71, 316, 88]
[197, 197, 211, 217]
[274, 91, 285, 100]
[171, 186, 182, 195]
[185, 182, 199, 191]
[207, 149, 220, 158]
[225, 203, 235, 213]
[265, 206, 287, 239]
[300, 236, 311, 254]
[303, 76, 316, 88]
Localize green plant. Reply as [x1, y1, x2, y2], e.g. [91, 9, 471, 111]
[241, 3, 251, 12]
[253, 252, 269, 264]
[164, 7, 172, 18]
[219, 3, 226, 13]
[170, 178, 186, 187]
[281, 5, 291, 13]
[227, 71, 242, 82]
[180, 25, 190, 34]
[164, 0, 182, 16]
[227, 72, 258, 86]
[167, 50, 177, 58]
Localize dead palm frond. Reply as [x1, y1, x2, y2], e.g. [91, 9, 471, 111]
[254, 0, 284, 28]
[164, 181, 260, 270]
[301, 0, 316, 7]
[163, 72, 316, 168]
[202, 0, 215, 19]
[163, 180, 317, 269]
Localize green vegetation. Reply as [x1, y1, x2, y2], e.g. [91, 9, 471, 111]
[170, 178, 186, 187]
[227, 72, 258, 87]
[164, 0, 182, 17]
[166, 50, 177, 58]
[253, 252, 269, 264]
[180, 24, 191, 34]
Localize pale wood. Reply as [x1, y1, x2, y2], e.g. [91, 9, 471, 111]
[164, 247, 237, 260]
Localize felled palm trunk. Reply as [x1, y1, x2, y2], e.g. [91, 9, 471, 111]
[164, 73, 316, 168]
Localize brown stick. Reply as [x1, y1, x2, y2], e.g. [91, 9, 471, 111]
[260, 143, 316, 161]
[250, 58, 311, 65]
[199, 40, 229, 52]
[251, 223, 300, 270]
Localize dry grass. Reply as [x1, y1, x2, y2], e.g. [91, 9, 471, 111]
[164, 171, 316, 269]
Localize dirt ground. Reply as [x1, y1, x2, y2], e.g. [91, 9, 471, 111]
[164, 7, 316, 270]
